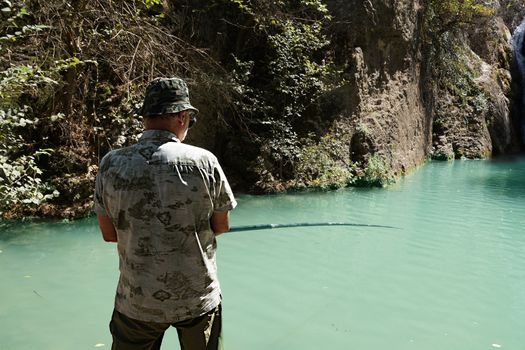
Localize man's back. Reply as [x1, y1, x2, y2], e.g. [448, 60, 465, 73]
[95, 129, 235, 323]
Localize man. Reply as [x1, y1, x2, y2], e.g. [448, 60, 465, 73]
[94, 77, 237, 350]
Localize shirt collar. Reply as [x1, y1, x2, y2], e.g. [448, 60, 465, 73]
[139, 129, 181, 143]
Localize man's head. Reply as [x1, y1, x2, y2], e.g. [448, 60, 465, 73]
[140, 77, 198, 117]
[140, 77, 198, 141]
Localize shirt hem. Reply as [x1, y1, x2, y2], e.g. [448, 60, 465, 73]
[114, 293, 222, 324]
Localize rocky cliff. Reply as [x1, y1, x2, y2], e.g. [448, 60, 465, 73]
[214, 0, 525, 192]
[320, 0, 431, 181]
[1, 0, 524, 218]
[430, 1, 521, 160]
[302, 0, 524, 186]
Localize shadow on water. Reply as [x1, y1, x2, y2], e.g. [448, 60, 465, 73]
[474, 155, 525, 198]
[0, 216, 96, 243]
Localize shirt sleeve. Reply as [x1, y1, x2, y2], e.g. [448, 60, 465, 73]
[93, 155, 109, 215]
[212, 161, 237, 212]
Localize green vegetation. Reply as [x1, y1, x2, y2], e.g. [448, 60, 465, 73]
[223, 0, 337, 183]
[424, 0, 495, 76]
[426, 0, 494, 35]
[424, 0, 496, 160]
[0, 0, 510, 218]
[432, 42, 489, 109]
[294, 132, 354, 190]
[0, 0, 146, 217]
[353, 154, 394, 188]
[0, 0, 343, 217]
[0, 48, 61, 217]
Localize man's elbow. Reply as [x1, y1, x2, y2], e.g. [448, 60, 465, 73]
[102, 235, 118, 243]
[97, 214, 118, 242]
[213, 223, 230, 235]
[210, 211, 230, 236]
[101, 228, 118, 242]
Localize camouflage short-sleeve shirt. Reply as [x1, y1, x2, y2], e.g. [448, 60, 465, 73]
[94, 129, 236, 323]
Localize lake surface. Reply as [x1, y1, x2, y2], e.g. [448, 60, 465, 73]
[1, 157, 525, 350]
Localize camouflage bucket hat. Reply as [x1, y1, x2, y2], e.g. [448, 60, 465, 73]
[139, 77, 199, 117]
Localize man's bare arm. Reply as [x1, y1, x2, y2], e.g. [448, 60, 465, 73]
[210, 211, 230, 236]
[97, 213, 118, 242]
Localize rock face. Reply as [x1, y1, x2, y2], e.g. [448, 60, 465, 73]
[322, 0, 431, 179]
[134, 1, 525, 189]
[431, 8, 520, 160]
[313, 0, 524, 182]
[6, 0, 525, 219]
[438, 1, 525, 159]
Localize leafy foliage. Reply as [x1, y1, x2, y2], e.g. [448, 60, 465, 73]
[0, 105, 58, 215]
[0, 0, 221, 218]
[353, 154, 393, 188]
[2, 0, 505, 218]
[294, 132, 354, 190]
[424, 0, 495, 70]
[0, 0, 49, 48]
[424, 0, 496, 161]
[144, 0, 162, 9]
[426, 0, 494, 35]
[0, 51, 62, 214]
[0, 151, 59, 210]
[432, 41, 484, 105]
[223, 0, 337, 183]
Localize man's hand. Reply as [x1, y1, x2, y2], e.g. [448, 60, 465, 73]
[210, 211, 230, 236]
[97, 213, 118, 242]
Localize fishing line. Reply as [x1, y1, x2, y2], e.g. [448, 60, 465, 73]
[229, 222, 399, 232]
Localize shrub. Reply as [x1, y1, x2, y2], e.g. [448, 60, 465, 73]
[0, 106, 58, 216]
[353, 154, 393, 187]
[223, 0, 336, 181]
[294, 132, 354, 190]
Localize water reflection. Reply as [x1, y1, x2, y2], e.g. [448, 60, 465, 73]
[478, 157, 525, 198]
[1, 159, 525, 350]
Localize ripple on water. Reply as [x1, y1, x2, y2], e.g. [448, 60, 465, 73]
[2, 159, 525, 350]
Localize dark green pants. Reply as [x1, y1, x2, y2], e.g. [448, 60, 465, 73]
[109, 304, 223, 350]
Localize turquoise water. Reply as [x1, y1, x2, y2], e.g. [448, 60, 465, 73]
[1, 157, 525, 349]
